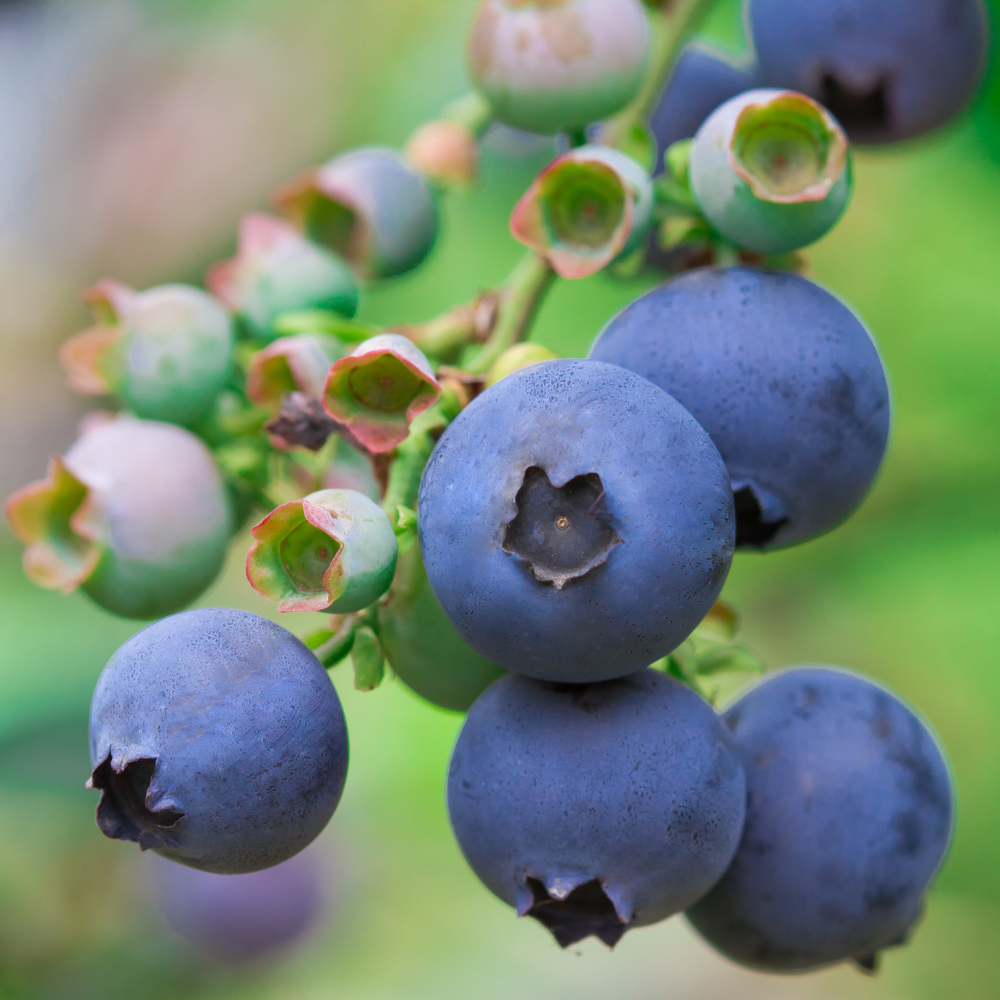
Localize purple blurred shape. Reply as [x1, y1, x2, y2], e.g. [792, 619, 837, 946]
[148, 847, 326, 963]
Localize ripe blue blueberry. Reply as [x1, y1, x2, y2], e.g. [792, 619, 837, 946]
[650, 44, 758, 172]
[418, 359, 735, 683]
[748, 0, 989, 144]
[447, 669, 746, 948]
[687, 667, 954, 972]
[589, 267, 890, 550]
[148, 847, 325, 962]
[88, 608, 349, 874]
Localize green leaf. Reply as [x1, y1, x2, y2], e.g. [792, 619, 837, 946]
[694, 600, 739, 642]
[351, 625, 385, 691]
[695, 644, 766, 677]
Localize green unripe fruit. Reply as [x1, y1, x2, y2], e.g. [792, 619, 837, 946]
[690, 89, 852, 254]
[511, 144, 653, 277]
[376, 546, 505, 712]
[60, 280, 234, 427]
[277, 148, 438, 280]
[323, 334, 441, 453]
[207, 213, 357, 340]
[485, 343, 560, 387]
[247, 489, 397, 614]
[468, 0, 650, 135]
[5, 417, 232, 619]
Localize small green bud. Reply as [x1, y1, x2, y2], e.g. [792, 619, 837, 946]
[246, 488, 398, 614]
[485, 343, 560, 387]
[207, 213, 358, 339]
[510, 144, 653, 278]
[350, 625, 386, 692]
[690, 89, 852, 254]
[405, 120, 480, 186]
[322, 334, 441, 453]
[468, 0, 650, 135]
[276, 148, 438, 280]
[60, 280, 234, 427]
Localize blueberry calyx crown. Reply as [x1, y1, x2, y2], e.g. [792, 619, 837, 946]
[733, 484, 789, 549]
[88, 754, 184, 851]
[502, 467, 621, 589]
[524, 877, 626, 949]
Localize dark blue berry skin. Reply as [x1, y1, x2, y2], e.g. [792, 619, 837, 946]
[89, 608, 349, 875]
[650, 44, 758, 172]
[418, 359, 735, 684]
[687, 667, 954, 972]
[748, 0, 989, 144]
[589, 267, 890, 550]
[448, 669, 746, 948]
[148, 847, 324, 962]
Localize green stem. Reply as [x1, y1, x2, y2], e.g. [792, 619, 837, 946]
[464, 253, 556, 376]
[403, 309, 476, 359]
[605, 0, 722, 151]
[381, 388, 464, 523]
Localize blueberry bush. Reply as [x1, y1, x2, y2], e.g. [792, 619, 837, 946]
[3, 0, 991, 980]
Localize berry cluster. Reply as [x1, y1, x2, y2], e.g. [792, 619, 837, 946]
[5, 0, 984, 974]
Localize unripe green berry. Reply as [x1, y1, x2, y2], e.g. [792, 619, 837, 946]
[277, 148, 438, 280]
[511, 144, 653, 278]
[207, 213, 357, 339]
[60, 280, 234, 427]
[246, 489, 397, 614]
[322, 334, 441, 453]
[5, 417, 232, 619]
[690, 89, 852, 253]
[468, 0, 650, 135]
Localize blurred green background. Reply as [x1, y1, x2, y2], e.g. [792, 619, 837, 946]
[0, 0, 998, 997]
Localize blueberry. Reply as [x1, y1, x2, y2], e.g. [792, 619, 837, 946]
[748, 0, 989, 144]
[376, 546, 505, 713]
[323, 333, 442, 453]
[245, 332, 345, 410]
[510, 144, 654, 278]
[148, 847, 325, 962]
[89, 608, 349, 874]
[687, 666, 954, 972]
[650, 44, 758, 173]
[207, 213, 358, 340]
[589, 267, 890, 550]
[418, 359, 734, 683]
[690, 89, 852, 254]
[447, 669, 746, 947]
[278, 147, 438, 280]
[5, 416, 232, 619]
[468, 0, 650, 136]
[247, 488, 398, 614]
[60, 280, 234, 427]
